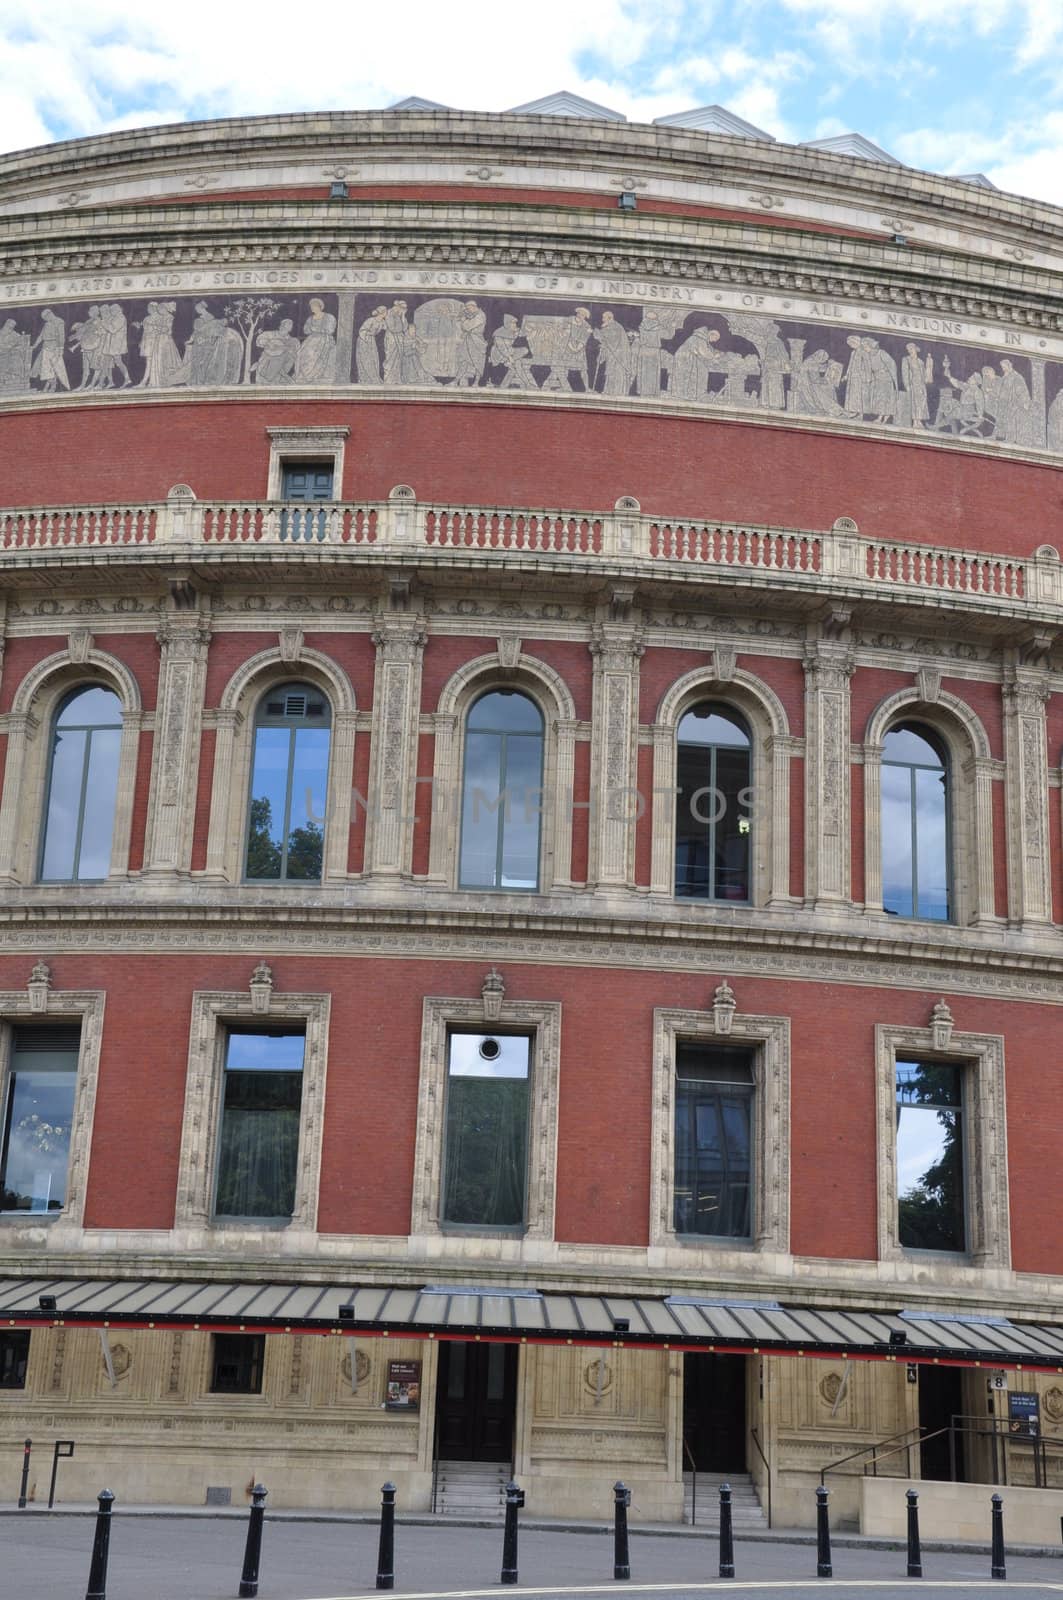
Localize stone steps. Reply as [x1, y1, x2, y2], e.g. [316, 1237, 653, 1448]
[683, 1471, 768, 1529]
[433, 1460, 510, 1518]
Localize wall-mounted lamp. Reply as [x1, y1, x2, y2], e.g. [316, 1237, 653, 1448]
[338, 1304, 355, 1322]
[613, 1318, 630, 1334]
[888, 1329, 908, 1346]
[617, 191, 637, 212]
[329, 180, 349, 202]
[38, 1294, 57, 1312]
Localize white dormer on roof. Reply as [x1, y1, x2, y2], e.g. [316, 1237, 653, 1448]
[653, 104, 773, 141]
[802, 132, 900, 165]
[505, 90, 625, 121]
[957, 172, 997, 189]
[387, 96, 451, 111]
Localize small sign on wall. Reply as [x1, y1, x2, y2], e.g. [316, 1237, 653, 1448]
[385, 1359, 422, 1411]
[988, 1371, 1008, 1391]
[1008, 1391, 1040, 1436]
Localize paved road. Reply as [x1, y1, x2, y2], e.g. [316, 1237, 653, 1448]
[5, 1514, 1063, 1599]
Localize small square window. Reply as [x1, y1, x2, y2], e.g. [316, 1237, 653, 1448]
[211, 1333, 264, 1394]
[0, 1330, 30, 1389]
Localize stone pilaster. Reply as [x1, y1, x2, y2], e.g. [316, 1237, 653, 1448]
[802, 640, 854, 909]
[363, 613, 427, 878]
[142, 600, 212, 877]
[587, 624, 643, 891]
[1003, 664, 1053, 925]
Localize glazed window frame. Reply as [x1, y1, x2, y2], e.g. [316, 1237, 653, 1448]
[242, 682, 332, 886]
[673, 701, 753, 905]
[650, 1006, 789, 1255]
[880, 721, 952, 924]
[411, 995, 561, 1243]
[0, 1330, 30, 1389]
[672, 1042, 756, 1241]
[174, 988, 330, 1234]
[37, 684, 125, 884]
[875, 1023, 1010, 1270]
[440, 1029, 534, 1235]
[457, 689, 546, 894]
[0, 991, 105, 1233]
[210, 1332, 265, 1395]
[212, 1025, 307, 1223]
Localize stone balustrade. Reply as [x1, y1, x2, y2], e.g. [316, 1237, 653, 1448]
[0, 491, 1058, 614]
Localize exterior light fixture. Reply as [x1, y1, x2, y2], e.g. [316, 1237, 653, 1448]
[38, 1294, 57, 1312]
[338, 1304, 355, 1322]
[329, 181, 349, 202]
[613, 1317, 630, 1333]
[889, 1329, 908, 1346]
[617, 191, 637, 212]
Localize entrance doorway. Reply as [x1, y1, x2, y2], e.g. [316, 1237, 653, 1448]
[919, 1365, 965, 1481]
[683, 1353, 747, 1473]
[435, 1342, 517, 1463]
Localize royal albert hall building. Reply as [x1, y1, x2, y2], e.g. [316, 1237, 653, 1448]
[0, 93, 1062, 1539]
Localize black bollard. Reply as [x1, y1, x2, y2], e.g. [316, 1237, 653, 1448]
[815, 1484, 832, 1579]
[17, 1438, 31, 1509]
[85, 1489, 115, 1600]
[238, 1483, 268, 1599]
[613, 1481, 631, 1580]
[500, 1479, 524, 1586]
[990, 1492, 1006, 1581]
[718, 1482, 735, 1580]
[905, 1488, 922, 1579]
[376, 1481, 396, 1591]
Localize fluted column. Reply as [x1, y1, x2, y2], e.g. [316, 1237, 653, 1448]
[363, 613, 427, 878]
[1003, 665, 1053, 924]
[803, 640, 854, 909]
[587, 624, 643, 891]
[142, 601, 212, 876]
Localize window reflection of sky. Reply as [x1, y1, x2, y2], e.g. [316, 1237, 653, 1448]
[882, 724, 948, 920]
[448, 1033, 529, 1079]
[226, 1032, 306, 1072]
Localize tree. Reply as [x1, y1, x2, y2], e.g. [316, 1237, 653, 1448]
[284, 819, 324, 881]
[223, 296, 284, 385]
[245, 796, 282, 879]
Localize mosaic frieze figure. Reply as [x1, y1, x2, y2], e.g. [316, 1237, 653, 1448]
[0, 286, 1057, 460]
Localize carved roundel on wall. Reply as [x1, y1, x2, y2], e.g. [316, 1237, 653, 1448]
[818, 1372, 844, 1407]
[583, 1359, 614, 1396]
[341, 1348, 372, 1386]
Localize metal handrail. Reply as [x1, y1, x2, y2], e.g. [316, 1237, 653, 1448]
[750, 1427, 772, 1529]
[820, 1426, 923, 1485]
[682, 1435, 697, 1527]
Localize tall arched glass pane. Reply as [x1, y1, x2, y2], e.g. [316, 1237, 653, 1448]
[459, 690, 544, 891]
[882, 722, 949, 920]
[244, 683, 331, 883]
[675, 703, 752, 901]
[39, 685, 123, 881]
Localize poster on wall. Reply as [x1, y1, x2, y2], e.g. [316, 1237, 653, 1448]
[385, 1360, 422, 1411]
[1008, 1391, 1040, 1436]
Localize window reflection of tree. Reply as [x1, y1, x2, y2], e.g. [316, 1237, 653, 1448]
[895, 1059, 965, 1251]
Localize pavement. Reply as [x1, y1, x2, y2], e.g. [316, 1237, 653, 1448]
[4, 1510, 1063, 1600]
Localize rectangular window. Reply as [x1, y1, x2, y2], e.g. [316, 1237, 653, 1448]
[214, 1029, 305, 1219]
[0, 1330, 30, 1389]
[895, 1059, 966, 1252]
[210, 1333, 264, 1394]
[674, 1043, 754, 1239]
[443, 1032, 530, 1230]
[0, 1026, 81, 1213]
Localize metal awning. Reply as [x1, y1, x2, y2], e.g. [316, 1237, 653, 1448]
[4, 1276, 1063, 1372]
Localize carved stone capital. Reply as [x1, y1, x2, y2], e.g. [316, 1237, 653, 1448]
[589, 624, 644, 672]
[803, 642, 855, 690]
[27, 960, 52, 1013]
[249, 961, 274, 1014]
[482, 967, 505, 1021]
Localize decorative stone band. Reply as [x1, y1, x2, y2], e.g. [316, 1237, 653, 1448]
[1, 285, 1061, 461]
[1, 496, 1057, 617]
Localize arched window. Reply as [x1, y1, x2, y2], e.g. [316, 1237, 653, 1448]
[244, 683, 331, 882]
[39, 685, 123, 881]
[459, 690, 544, 891]
[881, 722, 949, 920]
[675, 703, 752, 902]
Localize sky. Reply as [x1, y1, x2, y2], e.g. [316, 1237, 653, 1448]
[2, 0, 1063, 205]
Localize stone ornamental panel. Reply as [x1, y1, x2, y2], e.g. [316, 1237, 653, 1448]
[0, 283, 1060, 458]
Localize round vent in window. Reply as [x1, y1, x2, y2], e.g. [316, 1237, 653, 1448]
[479, 1037, 502, 1061]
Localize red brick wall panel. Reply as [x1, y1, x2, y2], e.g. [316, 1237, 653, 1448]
[3, 400, 1061, 557]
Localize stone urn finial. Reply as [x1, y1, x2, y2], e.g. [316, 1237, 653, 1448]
[930, 998, 954, 1051]
[27, 961, 52, 1014]
[482, 967, 505, 1022]
[712, 980, 737, 1035]
[250, 962, 274, 1015]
